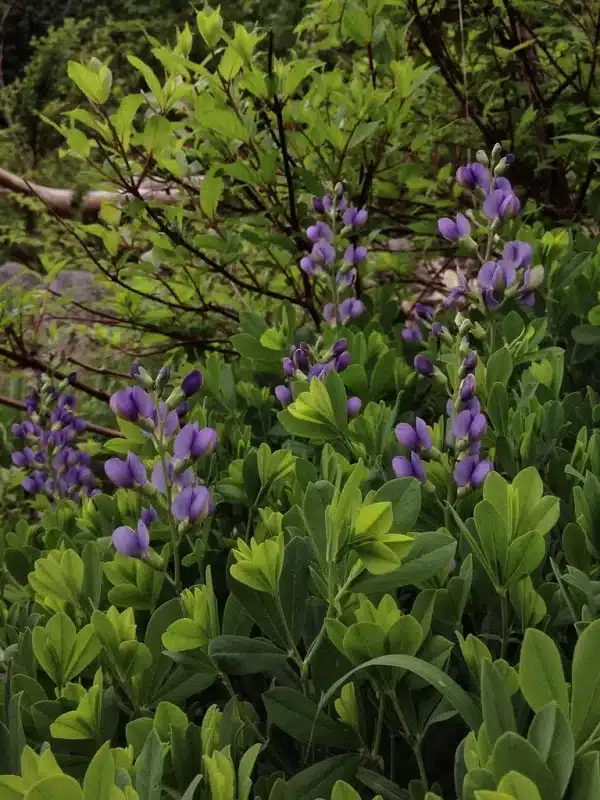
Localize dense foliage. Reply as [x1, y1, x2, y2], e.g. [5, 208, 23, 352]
[3, 2, 600, 800]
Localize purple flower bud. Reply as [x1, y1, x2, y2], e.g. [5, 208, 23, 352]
[66, 372, 77, 385]
[335, 351, 351, 372]
[181, 370, 203, 397]
[471, 460, 494, 487]
[453, 456, 493, 488]
[283, 358, 295, 377]
[12, 423, 24, 438]
[275, 385, 293, 407]
[392, 451, 427, 483]
[140, 506, 158, 527]
[478, 260, 516, 293]
[311, 241, 336, 265]
[112, 520, 150, 558]
[503, 241, 532, 269]
[293, 348, 310, 372]
[437, 213, 471, 241]
[174, 424, 218, 459]
[414, 355, 434, 376]
[469, 413, 488, 440]
[307, 220, 333, 243]
[342, 206, 368, 227]
[462, 351, 478, 372]
[171, 486, 212, 523]
[483, 178, 520, 220]
[431, 322, 445, 339]
[456, 163, 490, 190]
[338, 298, 364, 323]
[402, 324, 423, 342]
[322, 194, 333, 212]
[415, 304, 434, 322]
[312, 196, 325, 213]
[347, 396, 362, 417]
[130, 363, 141, 378]
[300, 256, 318, 276]
[104, 452, 147, 488]
[157, 364, 169, 382]
[333, 339, 348, 356]
[459, 374, 476, 401]
[396, 423, 418, 449]
[343, 244, 367, 265]
[176, 402, 189, 418]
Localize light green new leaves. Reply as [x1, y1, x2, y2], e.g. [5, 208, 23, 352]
[230, 535, 285, 594]
[32, 613, 100, 687]
[51, 684, 102, 740]
[162, 570, 219, 651]
[28, 550, 84, 614]
[278, 376, 341, 440]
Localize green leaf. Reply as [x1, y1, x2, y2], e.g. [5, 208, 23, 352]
[83, 742, 114, 800]
[572, 325, 600, 345]
[238, 743, 262, 800]
[285, 755, 361, 800]
[342, 623, 386, 665]
[491, 732, 557, 800]
[201, 175, 224, 218]
[503, 532, 545, 586]
[519, 629, 568, 718]
[279, 537, 311, 645]
[527, 703, 574, 799]
[208, 636, 288, 675]
[486, 347, 513, 390]
[201, 110, 249, 142]
[352, 530, 456, 593]
[497, 772, 543, 800]
[474, 500, 509, 579]
[263, 688, 358, 748]
[570, 752, 600, 800]
[317, 655, 482, 732]
[488, 383, 510, 437]
[355, 502, 392, 538]
[25, 775, 84, 800]
[8, 692, 25, 776]
[481, 660, 516, 747]
[228, 572, 288, 649]
[571, 619, 600, 747]
[374, 478, 421, 533]
[162, 618, 205, 652]
[135, 728, 164, 800]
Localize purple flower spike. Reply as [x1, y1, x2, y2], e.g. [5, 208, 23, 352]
[105, 452, 147, 488]
[112, 520, 150, 558]
[275, 385, 293, 407]
[140, 506, 158, 527]
[171, 486, 212, 523]
[306, 220, 333, 243]
[437, 213, 471, 241]
[344, 244, 367, 264]
[342, 206, 368, 227]
[392, 451, 427, 483]
[347, 397, 362, 417]
[414, 355, 434, 377]
[181, 370, 203, 397]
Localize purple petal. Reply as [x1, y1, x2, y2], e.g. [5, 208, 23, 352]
[483, 190, 502, 220]
[163, 410, 180, 436]
[401, 324, 422, 342]
[192, 427, 218, 457]
[275, 385, 293, 407]
[140, 506, 158, 527]
[189, 487, 211, 522]
[471, 460, 494, 488]
[126, 453, 147, 486]
[469, 413, 488, 441]
[172, 487, 193, 521]
[392, 456, 413, 478]
[410, 452, 427, 483]
[498, 259, 516, 288]
[438, 217, 458, 241]
[174, 424, 195, 459]
[112, 526, 141, 557]
[300, 256, 318, 276]
[182, 370, 203, 397]
[503, 241, 532, 268]
[478, 261, 497, 291]
[132, 387, 154, 419]
[396, 423, 418, 449]
[414, 355, 434, 376]
[110, 389, 137, 421]
[136, 520, 150, 551]
[452, 410, 472, 439]
[105, 457, 134, 488]
[466, 396, 481, 415]
[347, 396, 362, 417]
[415, 418, 432, 449]
[453, 457, 476, 488]
[455, 213, 471, 238]
[312, 241, 336, 264]
[152, 461, 171, 493]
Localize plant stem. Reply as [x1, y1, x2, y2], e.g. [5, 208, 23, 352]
[371, 693, 386, 760]
[389, 691, 428, 789]
[154, 405, 181, 593]
[499, 591, 509, 660]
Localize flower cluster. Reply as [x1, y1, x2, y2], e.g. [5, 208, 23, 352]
[392, 417, 432, 483]
[438, 146, 543, 312]
[11, 373, 97, 501]
[106, 364, 216, 562]
[275, 338, 361, 417]
[300, 183, 366, 325]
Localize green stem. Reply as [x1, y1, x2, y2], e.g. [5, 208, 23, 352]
[154, 403, 181, 593]
[274, 594, 303, 668]
[371, 693, 386, 760]
[499, 591, 509, 660]
[389, 691, 428, 789]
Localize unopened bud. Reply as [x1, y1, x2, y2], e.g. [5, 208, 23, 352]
[165, 387, 185, 410]
[491, 143, 502, 165]
[135, 366, 154, 390]
[461, 236, 479, 254]
[494, 157, 508, 176]
[526, 265, 545, 291]
[475, 150, 489, 167]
